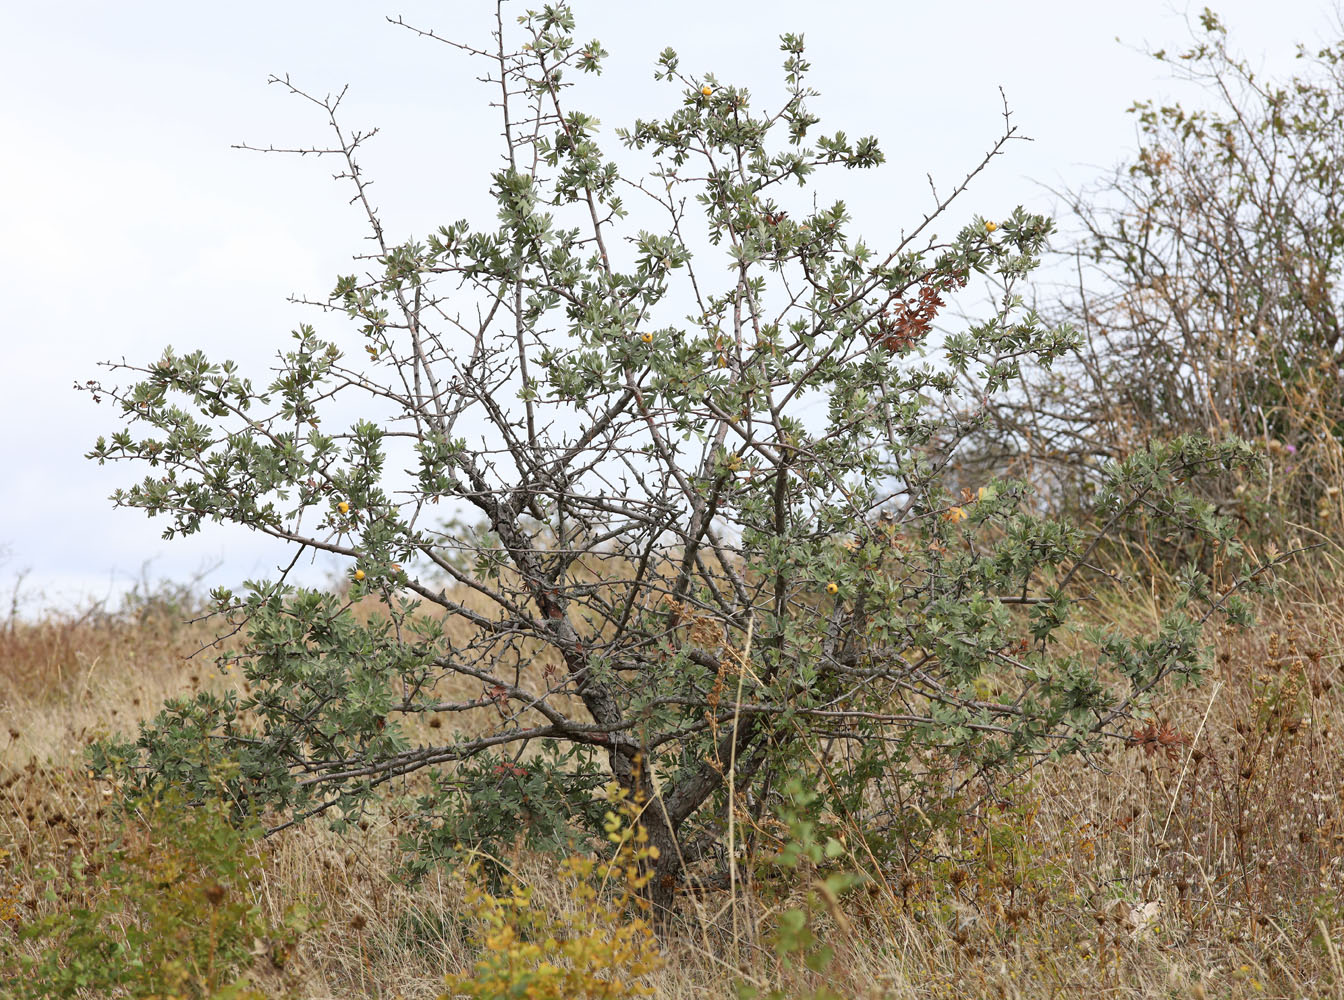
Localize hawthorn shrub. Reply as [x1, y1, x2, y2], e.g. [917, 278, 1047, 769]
[86, 5, 1268, 916]
[968, 11, 1344, 532]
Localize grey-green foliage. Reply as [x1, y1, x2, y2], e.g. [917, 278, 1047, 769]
[86, 4, 1267, 913]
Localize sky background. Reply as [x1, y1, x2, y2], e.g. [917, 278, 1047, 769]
[2, 1, 1338, 615]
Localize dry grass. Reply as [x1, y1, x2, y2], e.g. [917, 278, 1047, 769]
[4, 564, 1344, 999]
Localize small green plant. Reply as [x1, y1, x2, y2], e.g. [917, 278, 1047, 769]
[0, 787, 312, 1000]
[737, 778, 863, 1000]
[0, 850, 18, 927]
[909, 784, 1075, 948]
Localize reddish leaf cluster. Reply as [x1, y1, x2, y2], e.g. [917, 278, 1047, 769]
[1130, 719, 1191, 761]
[871, 273, 965, 353]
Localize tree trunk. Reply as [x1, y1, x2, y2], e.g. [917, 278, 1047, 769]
[644, 804, 683, 928]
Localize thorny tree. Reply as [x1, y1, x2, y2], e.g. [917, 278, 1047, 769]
[88, 6, 1267, 916]
[967, 11, 1344, 527]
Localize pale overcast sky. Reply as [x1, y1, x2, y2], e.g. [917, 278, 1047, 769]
[1, 1, 1336, 614]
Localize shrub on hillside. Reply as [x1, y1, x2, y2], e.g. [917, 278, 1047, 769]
[85, 4, 1269, 917]
[970, 11, 1344, 533]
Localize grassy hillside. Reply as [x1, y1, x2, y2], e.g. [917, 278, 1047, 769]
[4, 556, 1344, 1000]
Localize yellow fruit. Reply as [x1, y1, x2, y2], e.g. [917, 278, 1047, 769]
[338, 501, 350, 514]
[826, 582, 839, 596]
[641, 332, 653, 344]
[701, 85, 713, 97]
[985, 221, 999, 233]
[354, 569, 365, 581]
